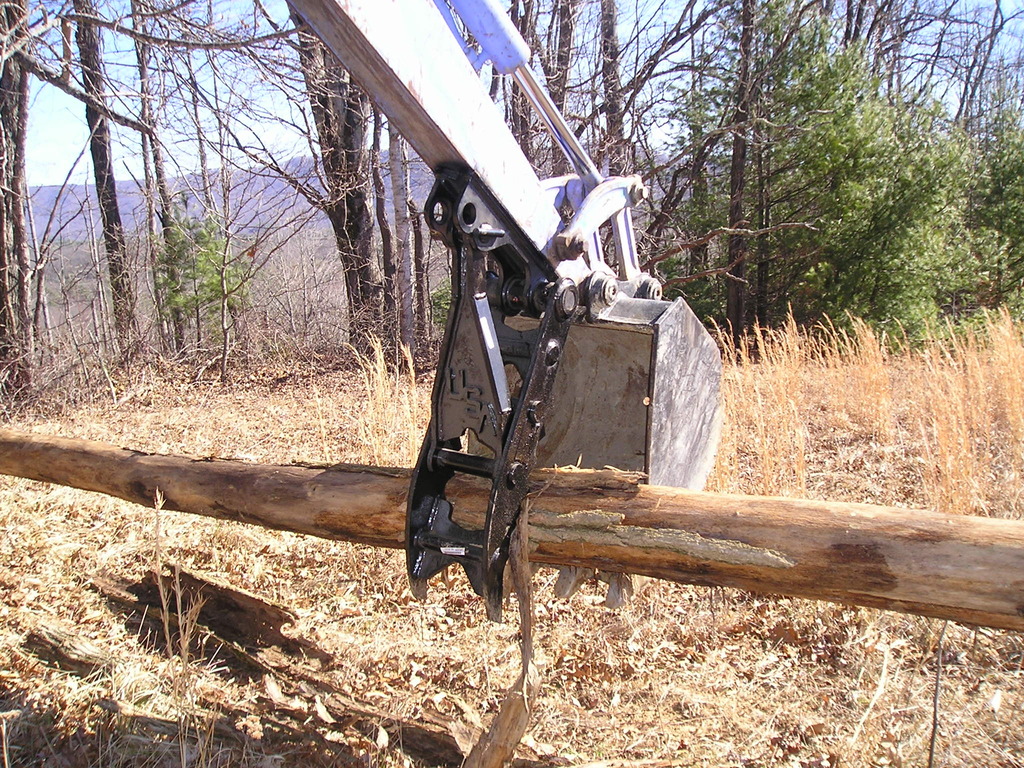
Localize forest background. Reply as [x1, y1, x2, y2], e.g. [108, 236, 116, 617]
[0, 0, 1022, 400]
[3, 3, 1024, 764]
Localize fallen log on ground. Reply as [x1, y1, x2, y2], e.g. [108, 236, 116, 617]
[2, 428, 1023, 631]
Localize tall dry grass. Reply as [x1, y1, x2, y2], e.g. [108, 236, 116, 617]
[916, 310, 1024, 517]
[712, 316, 809, 496]
[4, 317, 1024, 767]
[711, 310, 1024, 518]
[988, 308, 1024, 449]
[351, 339, 427, 468]
[818, 316, 898, 441]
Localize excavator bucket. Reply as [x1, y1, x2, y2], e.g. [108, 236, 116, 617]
[536, 295, 723, 491]
[289, 0, 723, 618]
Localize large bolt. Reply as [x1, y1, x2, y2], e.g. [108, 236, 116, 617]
[587, 274, 618, 317]
[600, 277, 618, 304]
[556, 283, 579, 320]
[506, 461, 527, 488]
[635, 275, 663, 301]
[544, 339, 561, 367]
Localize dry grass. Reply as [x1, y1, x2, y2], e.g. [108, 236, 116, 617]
[2, 317, 1024, 767]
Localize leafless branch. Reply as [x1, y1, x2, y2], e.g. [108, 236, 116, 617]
[62, 11, 296, 51]
[16, 49, 152, 136]
[648, 221, 817, 269]
[663, 251, 750, 287]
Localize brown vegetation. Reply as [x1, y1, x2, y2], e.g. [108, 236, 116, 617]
[2, 315, 1024, 767]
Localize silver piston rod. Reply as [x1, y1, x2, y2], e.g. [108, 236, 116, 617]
[439, 0, 643, 280]
[511, 65, 601, 189]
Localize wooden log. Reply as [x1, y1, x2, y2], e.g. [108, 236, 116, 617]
[2, 428, 1023, 631]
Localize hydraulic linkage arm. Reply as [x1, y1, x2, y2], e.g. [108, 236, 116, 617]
[287, 0, 723, 620]
[408, 169, 580, 620]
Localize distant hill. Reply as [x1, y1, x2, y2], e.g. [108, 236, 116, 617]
[28, 153, 434, 244]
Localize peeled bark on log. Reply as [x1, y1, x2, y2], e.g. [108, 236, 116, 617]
[2, 429, 1023, 631]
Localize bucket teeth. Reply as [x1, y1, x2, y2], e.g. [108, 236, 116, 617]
[551, 567, 642, 608]
[553, 566, 595, 599]
[601, 573, 635, 609]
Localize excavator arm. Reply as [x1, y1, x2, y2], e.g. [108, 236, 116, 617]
[286, 0, 723, 620]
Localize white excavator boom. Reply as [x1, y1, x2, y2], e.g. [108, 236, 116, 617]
[286, 0, 723, 618]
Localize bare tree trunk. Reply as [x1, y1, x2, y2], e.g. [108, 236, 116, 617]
[85, 201, 112, 356]
[508, 0, 538, 162]
[410, 201, 429, 339]
[754, 124, 769, 328]
[133, 5, 159, 337]
[131, 0, 181, 354]
[598, 0, 628, 174]
[182, 53, 216, 217]
[726, 0, 754, 346]
[32, 252, 50, 348]
[14, 148, 30, 382]
[294, 20, 380, 351]
[0, 0, 32, 393]
[371, 109, 397, 344]
[843, 0, 867, 46]
[955, 0, 1005, 127]
[544, 0, 580, 175]
[26, 183, 50, 351]
[548, 0, 579, 113]
[388, 129, 415, 352]
[689, 157, 711, 277]
[73, 0, 141, 363]
[213, 91, 233, 382]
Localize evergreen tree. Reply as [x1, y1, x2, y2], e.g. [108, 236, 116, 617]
[969, 91, 1024, 310]
[156, 206, 247, 351]
[663, 2, 971, 334]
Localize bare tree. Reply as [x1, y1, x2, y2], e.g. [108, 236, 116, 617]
[0, 0, 32, 392]
[130, 0, 181, 352]
[955, 0, 1009, 125]
[726, 0, 755, 344]
[293, 16, 381, 351]
[508, 0, 540, 161]
[541, 0, 582, 175]
[73, 0, 141, 362]
[598, 0, 628, 173]
[410, 198, 430, 338]
[388, 127, 415, 352]
[371, 107, 397, 343]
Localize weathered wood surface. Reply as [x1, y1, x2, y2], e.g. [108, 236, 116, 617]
[3, 428, 1024, 631]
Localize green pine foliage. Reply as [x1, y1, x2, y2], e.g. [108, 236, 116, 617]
[771, 58, 970, 332]
[155, 204, 249, 350]
[660, 0, 1021, 336]
[970, 95, 1024, 311]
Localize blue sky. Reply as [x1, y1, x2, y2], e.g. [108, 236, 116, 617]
[25, 0, 1020, 189]
[24, 0, 295, 189]
[26, 78, 107, 187]
[21, 0, 681, 189]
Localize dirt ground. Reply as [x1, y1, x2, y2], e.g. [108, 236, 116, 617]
[2, 322, 1023, 767]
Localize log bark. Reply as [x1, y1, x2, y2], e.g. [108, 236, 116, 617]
[2, 429, 1024, 631]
